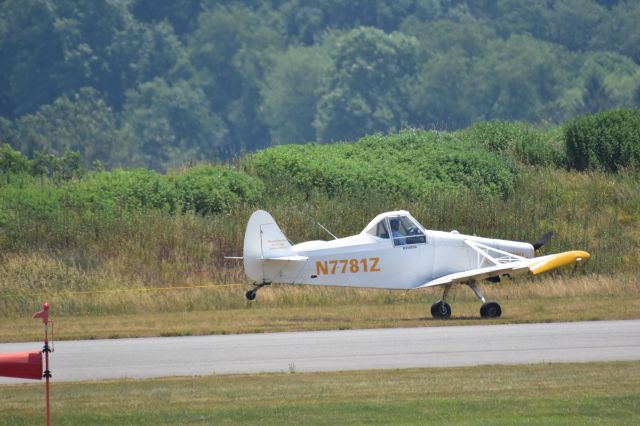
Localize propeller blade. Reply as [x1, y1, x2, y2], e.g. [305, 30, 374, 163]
[533, 231, 554, 251]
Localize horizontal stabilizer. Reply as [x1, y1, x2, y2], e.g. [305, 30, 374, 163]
[262, 255, 309, 262]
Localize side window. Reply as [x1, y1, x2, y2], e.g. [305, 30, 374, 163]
[366, 219, 389, 238]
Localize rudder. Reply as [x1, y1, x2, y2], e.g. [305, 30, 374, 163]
[243, 210, 295, 282]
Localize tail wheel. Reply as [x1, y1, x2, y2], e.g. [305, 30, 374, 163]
[430, 300, 452, 319]
[245, 282, 270, 301]
[480, 301, 502, 318]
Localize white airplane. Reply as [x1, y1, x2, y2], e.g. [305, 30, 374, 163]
[235, 210, 590, 318]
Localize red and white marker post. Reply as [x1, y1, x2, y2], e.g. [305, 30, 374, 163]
[33, 302, 53, 426]
[0, 302, 53, 425]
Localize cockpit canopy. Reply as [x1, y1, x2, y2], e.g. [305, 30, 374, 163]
[363, 211, 427, 246]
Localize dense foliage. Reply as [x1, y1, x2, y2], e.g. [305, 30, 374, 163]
[565, 108, 640, 171]
[0, 149, 263, 249]
[68, 166, 264, 215]
[247, 131, 517, 198]
[0, 143, 83, 181]
[1, 1, 640, 170]
[461, 121, 567, 167]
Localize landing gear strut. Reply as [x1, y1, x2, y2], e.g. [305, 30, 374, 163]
[245, 282, 270, 301]
[430, 284, 452, 319]
[468, 281, 502, 318]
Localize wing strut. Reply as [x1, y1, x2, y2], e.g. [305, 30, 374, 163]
[464, 240, 526, 268]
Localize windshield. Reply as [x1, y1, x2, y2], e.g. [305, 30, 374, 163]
[389, 215, 426, 246]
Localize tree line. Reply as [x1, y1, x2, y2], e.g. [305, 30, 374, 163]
[1, 0, 639, 171]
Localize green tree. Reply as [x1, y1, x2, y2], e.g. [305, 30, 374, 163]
[405, 19, 498, 129]
[278, 0, 418, 42]
[0, 0, 186, 115]
[592, 1, 640, 63]
[401, 18, 498, 61]
[101, 19, 187, 109]
[314, 27, 418, 142]
[279, 3, 325, 45]
[578, 52, 640, 114]
[187, 4, 284, 153]
[0, 144, 31, 175]
[260, 45, 330, 144]
[0, 117, 15, 147]
[494, 0, 548, 37]
[469, 35, 573, 123]
[543, 0, 607, 51]
[409, 50, 474, 129]
[131, 0, 202, 36]
[121, 78, 227, 171]
[11, 88, 122, 167]
[0, 0, 65, 116]
[51, 0, 184, 109]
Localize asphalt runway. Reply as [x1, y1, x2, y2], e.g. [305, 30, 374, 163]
[1, 320, 639, 384]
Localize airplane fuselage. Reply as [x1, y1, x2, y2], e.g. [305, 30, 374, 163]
[265, 230, 534, 289]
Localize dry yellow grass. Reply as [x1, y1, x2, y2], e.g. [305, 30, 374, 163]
[1, 273, 638, 342]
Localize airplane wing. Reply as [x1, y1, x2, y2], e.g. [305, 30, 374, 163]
[414, 250, 590, 289]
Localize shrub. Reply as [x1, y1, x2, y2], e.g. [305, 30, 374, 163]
[0, 164, 265, 250]
[463, 121, 566, 167]
[514, 127, 566, 167]
[171, 165, 264, 214]
[245, 130, 517, 199]
[565, 108, 640, 171]
[0, 144, 86, 181]
[0, 144, 31, 175]
[463, 120, 525, 153]
[65, 169, 176, 212]
[31, 149, 85, 181]
[66, 166, 264, 215]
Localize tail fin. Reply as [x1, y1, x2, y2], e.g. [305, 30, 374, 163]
[243, 210, 301, 282]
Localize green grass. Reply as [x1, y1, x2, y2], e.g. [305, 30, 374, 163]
[1, 361, 639, 425]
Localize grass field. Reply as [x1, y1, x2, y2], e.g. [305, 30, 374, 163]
[1, 161, 638, 342]
[1, 273, 638, 342]
[1, 361, 638, 425]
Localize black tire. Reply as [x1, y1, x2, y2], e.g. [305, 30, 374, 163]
[430, 300, 452, 319]
[245, 290, 257, 301]
[480, 301, 501, 318]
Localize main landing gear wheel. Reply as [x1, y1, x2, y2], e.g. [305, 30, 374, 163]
[480, 301, 502, 318]
[430, 300, 452, 319]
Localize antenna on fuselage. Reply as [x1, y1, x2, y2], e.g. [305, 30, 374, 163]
[317, 223, 339, 240]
